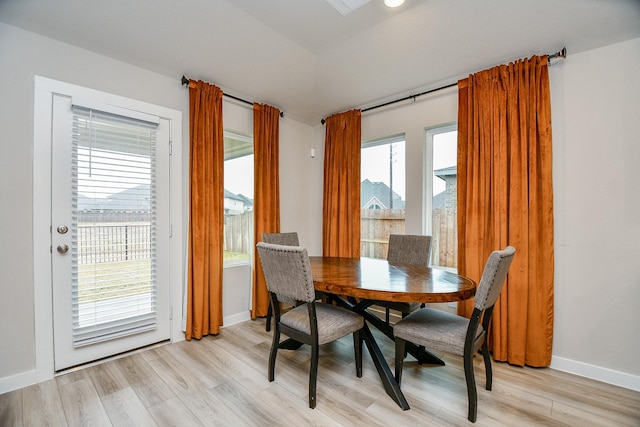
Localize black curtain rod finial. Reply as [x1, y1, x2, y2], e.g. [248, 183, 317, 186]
[181, 75, 190, 86]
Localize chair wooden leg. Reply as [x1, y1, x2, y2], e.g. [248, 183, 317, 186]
[395, 338, 406, 387]
[268, 326, 279, 382]
[353, 330, 363, 378]
[265, 304, 272, 332]
[385, 307, 391, 324]
[463, 352, 478, 423]
[482, 341, 493, 390]
[309, 341, 319, 409]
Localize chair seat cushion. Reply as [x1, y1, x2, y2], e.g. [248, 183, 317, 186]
[281, 303, 364, 345]
[393, 308, 483, 356]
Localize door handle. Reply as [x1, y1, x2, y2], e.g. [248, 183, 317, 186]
[57, 244, 69, 254]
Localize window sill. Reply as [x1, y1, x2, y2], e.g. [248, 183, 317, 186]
[224, 259, 252, 268]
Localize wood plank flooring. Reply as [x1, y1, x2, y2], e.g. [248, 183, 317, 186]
[1, 318, 639, 426]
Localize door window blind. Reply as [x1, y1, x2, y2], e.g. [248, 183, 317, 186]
[71, 105, 159, 347]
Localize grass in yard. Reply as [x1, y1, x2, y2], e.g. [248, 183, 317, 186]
[77, 259, 151, 303]
[224, 251, 250, 261]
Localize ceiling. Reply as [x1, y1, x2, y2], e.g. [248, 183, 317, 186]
[1, 0, 639, 125]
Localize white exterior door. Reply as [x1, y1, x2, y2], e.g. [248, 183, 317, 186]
[50, 93, 171, 371]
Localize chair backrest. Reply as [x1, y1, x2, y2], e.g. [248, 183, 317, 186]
[256, 242, 316, 303]
[387, 234, 432, 266]
[473, 246, 516, 311]
[262, 232, 300, 246]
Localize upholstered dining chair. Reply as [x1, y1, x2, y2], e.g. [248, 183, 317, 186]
[393, 246, 516, 422]
[262, 232, 300, 332]
[256, 242, 364, 409]
[377, 234, 432, 323]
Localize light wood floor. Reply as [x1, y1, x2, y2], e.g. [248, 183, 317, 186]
[1, 318, 639, 426]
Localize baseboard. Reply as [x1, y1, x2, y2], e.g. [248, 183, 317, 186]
[551, 355, 640, 392]
[0, 369, 38, 394]
[223, 310, 252, 327]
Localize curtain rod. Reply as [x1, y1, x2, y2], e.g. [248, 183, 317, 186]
[181, 75, 284, 117]
[320, 47, 567, 124]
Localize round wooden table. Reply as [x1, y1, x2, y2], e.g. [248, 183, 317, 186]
[308, 256, 477, 410]
[310, 256, 476, 303]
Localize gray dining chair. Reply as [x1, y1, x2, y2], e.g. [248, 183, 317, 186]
[393, 246, 516, 423]
[377, 234, 432, 323]
[262, 232, 302, 331]
[256, 242, 364, 409]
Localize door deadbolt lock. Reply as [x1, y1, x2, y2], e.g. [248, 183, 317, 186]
[57, 244, 69, 254]
[57, 225, 68, 234]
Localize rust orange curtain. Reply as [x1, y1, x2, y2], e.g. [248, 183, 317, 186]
[251, 103, 281, 319]
[457, 56, 554, 367]
[186, 80, 224, 339]
[322, 109, 361, 257]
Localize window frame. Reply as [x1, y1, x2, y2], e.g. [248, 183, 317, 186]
[223, 130, 254, 268]
[424, 123, 458, 273]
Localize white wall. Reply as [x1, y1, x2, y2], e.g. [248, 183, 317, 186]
[548, 38, 640, 389]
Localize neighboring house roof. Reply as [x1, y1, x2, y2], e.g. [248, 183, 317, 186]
[224, 189, 245, 202]
[433, 166, 456, 210]
[235, 193, 254, 210]
[361, 179, 404, 209]
[434, 166, 456, 178]
[224, 189, 254, 213]
[432, 191, 446, 209]
[362, 195, 386, 210]
[78, 184, 151, 211]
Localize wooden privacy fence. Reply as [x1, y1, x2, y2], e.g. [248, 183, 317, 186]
[223, 208, 457, 267]
[361, 209, 405, 258]
[431, 208, 457, 268]
[77, 223, 151, 264]
[225, 211, 253, 255]
[360, 208, 457, 268]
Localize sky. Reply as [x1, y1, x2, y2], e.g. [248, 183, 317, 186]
[223, 129, 458, 200]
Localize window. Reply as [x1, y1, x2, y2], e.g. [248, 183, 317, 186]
[425, 124, 457, 269]
[223, 131, 254, 264]
[361, 135, 406, 259]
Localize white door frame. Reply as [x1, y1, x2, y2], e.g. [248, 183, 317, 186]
[33, 76, 185, 382]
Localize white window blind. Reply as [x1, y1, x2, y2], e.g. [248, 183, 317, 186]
[71, 105, 158, 347]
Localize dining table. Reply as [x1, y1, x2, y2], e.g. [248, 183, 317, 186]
[307, 255, 477, 410]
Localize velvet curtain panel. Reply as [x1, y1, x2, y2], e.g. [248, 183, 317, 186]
[251, 103, 281, 319]
[186, 80, 225, 339]
[322, 110, 362, 257]
[457, 56, 554, 367]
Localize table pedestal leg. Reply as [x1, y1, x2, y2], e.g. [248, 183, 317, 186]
[361, 324, 410, 410]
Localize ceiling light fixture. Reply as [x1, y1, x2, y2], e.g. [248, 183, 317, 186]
[384, 0, 405, 7]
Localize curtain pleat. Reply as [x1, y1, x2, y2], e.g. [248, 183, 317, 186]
[322, 110, 361, 257]
[251, 103, 281, 319]
[457, 56, 554, 367]
[186, 80, 224, 339]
